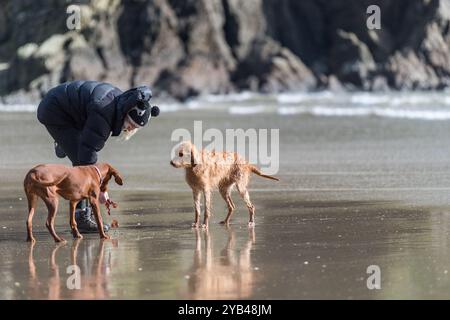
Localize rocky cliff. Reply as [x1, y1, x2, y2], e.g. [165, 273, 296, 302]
[1, 0, 449, 102]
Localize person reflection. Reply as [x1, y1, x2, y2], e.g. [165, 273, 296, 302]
[27, 239, 118, 299]
[186, 227, 256, 299]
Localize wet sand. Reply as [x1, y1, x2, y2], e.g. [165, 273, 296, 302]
[1, 111, 450, 299]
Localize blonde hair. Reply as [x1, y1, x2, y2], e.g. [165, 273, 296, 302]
[119, 127, 139, 141]
[118, 115, 140, 141]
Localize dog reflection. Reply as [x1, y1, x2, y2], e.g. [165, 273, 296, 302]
[186, 227, 256, 299]
[28, 239, 117, 299]
[28, 241, 65, 299]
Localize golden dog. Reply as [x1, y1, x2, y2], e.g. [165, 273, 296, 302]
[170, 141, 279, 228]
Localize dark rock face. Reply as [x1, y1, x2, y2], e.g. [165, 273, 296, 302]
[1, 0, 449, 101]
[232, 37, 317, 92]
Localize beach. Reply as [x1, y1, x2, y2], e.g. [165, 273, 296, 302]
[2, 93, 450, 299]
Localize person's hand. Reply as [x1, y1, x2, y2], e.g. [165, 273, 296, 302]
[99, 191, 109, 204]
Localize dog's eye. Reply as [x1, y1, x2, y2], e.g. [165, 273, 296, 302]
[179, 152, 184, 157]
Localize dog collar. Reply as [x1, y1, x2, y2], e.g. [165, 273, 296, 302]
[93, 165, 103, 184]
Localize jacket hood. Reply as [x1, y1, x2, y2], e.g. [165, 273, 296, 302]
[112, 86, 153, 136]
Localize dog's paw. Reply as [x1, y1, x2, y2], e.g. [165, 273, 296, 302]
[191, 222, 200, 228]
[72, 229, 83, 239]
[247, 221, 255, 228]
[219, 220, 229, 225]
[201, 223, 209, 229]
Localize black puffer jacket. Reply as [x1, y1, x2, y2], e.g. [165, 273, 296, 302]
[37, 80, 152, 164]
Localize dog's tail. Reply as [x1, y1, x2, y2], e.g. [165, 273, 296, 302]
[27, 170, 68, 187]
[250, 165, 279, 181]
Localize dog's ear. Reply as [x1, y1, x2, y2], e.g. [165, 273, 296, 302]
[190, 142, 200, 167]
[110, 167, 124, 186]
[115, 173, 124, 186]
[190, 145, 201, 167]
[105, 164, 123, 186]
[190, 149, 197, 167]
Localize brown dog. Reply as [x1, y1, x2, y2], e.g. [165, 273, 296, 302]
[170, 141, 279, 228]
[23, 163, 123, 243]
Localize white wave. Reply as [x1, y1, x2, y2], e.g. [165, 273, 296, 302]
[372, 108, 450, 120]
[277, 91, 333, 103]
[277, 93, 309, 104]
[350, 93, 390, 105]
[443, 96, 450, 105]
[278, 105, 450, 120]
[229, 105, 269, 114]
[312, 106, 372, 117]
[390, 95, 435, 106]
[278, 106, 370, 117]
[158, 103, 184, 112]
[277, 106, 308, 115]
[0, 104, 36, 112]
[185, 100, 202, 109]
[279, 91, 450, 107]
[200, 91, 258, 103]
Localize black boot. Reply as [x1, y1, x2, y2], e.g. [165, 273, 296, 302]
[75, 199, 110, 234]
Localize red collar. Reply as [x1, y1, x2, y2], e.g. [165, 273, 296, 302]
[93, 166, 103, 184]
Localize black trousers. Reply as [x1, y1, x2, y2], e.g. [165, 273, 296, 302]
[45, 125, 89, 209]
[45, 125, 83, 166]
